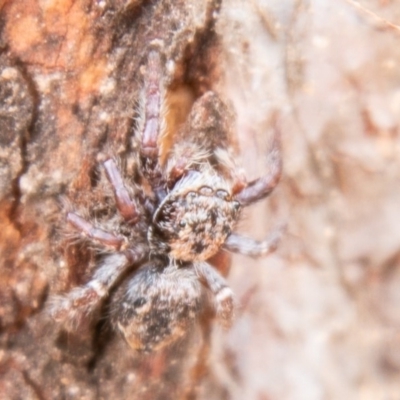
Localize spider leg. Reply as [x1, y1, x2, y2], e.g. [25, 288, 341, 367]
[67, 212, 124, 249]
[50, 250, 144, 329]
[223, 225, 285, 258]
[195, 262, 235, 327]
[166, 92, 239, 185]
[235, 123, 282, 207]
[103, 159, 139, 223]
[139, 49, 164, 190]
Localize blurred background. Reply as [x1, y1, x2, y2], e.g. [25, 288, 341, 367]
[216, 1, 400, 399]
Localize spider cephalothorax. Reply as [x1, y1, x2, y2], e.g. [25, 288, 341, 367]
[50, 46, 282, 352]
[150, 168, 241, 261]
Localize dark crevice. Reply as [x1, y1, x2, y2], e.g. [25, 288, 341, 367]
[22, 370, 47, 400]
[87, 315, 114, 372]
[181, 0, 223, 96]
[113, 0, 151, 36]
[7, 55, 40, 233]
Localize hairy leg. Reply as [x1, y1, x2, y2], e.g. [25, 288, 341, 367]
[195, 262, 235, 327]
[235, 124, 282, 206]
[103, 159, 138, 223]
[223, 225, 284, 258]
[50, 250, 144, 329]
[67, 212, 124, 249]
[139, 48, 164, 190]
[166, 91, 240, 185]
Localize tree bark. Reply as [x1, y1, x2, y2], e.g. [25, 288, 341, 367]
[1, 0, 400, 399]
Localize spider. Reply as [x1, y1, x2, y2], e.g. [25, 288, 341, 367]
[50, 47, 283, 353]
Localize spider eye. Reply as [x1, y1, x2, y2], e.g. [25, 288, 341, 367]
[199, 186, 213, 195]
[216, 190, 229, 200]
[232, 201, 241, 211]
[179, 220, 187, 228]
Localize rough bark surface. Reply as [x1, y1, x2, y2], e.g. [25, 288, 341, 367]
[1, 0, 400, 399]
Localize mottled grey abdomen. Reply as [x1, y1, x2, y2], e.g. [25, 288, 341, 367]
[110, 258, 203, 352]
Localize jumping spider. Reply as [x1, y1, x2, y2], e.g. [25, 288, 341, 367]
[51, 49, 282, 352]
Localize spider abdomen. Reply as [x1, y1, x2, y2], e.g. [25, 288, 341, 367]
[110, 259, 202, 352]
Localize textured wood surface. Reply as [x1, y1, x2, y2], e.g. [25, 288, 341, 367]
[1, 0, 400, 399]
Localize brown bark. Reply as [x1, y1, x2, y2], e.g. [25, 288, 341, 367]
[1, 0, 400, 399]
[0, 0, 224, 398]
